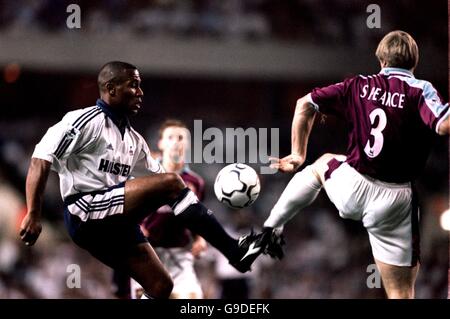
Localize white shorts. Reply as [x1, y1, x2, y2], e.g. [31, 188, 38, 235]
[324, 162, 419, 267]
[131, 247, 203, 299]
[64, 183, 125, 222]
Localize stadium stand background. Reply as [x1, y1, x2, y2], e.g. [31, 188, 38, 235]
[0, 0, 447, 298]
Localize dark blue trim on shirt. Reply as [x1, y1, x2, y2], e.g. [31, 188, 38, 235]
[54, 107, 103, 159]
[96, 99, 130, 137]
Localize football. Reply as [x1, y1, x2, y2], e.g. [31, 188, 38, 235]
[214, 163, 260, 209]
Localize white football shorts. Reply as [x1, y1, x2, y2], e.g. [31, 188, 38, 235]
[65, 183, 125, 222]
[324, 162, 419, 267]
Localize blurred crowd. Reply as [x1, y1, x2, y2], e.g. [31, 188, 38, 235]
[0, 0, 446, 47]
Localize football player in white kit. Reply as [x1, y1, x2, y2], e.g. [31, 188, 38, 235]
[19, 61, 260, 298]
[237, 31, 450, 298]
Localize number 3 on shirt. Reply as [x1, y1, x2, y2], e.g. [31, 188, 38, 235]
[364, 108, 387, 158]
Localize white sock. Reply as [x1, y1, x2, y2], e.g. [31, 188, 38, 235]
[264, 165, 322, 228]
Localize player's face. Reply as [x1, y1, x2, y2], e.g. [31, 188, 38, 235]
[114, 69, 143, 116]
[159, 126, 190, 164]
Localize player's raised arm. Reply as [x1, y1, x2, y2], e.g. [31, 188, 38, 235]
[19, 158, 51, 246]
[271, 95, 317, 173]
[291, 95, 317, 162]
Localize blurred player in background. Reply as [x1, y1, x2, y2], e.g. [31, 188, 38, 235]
[19, 61, 262, 299]
[128, 119, 207, 299]
[239, 31, 450, 298]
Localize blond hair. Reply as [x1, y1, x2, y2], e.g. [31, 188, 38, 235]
[375, 30, 419, 70]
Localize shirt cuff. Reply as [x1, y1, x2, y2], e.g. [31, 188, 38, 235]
[31, 150, 54, 163]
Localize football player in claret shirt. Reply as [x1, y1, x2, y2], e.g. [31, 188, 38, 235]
[129, 119, 207, 299]
[239, 30, 449, 298]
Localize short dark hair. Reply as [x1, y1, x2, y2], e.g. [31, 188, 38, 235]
[375, 31, 419, 70]
[97, 61, 138, 92]
[158, 119, 188, 140]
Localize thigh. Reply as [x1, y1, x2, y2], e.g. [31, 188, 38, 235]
[65, 183, 126, 223]
[124, 173, 185, 221]
[366, 186, 418, 267]
[375, 259, 419, 299]
[323, 162, 366, 220]
[363, 184, 412, 228]
[69, 214, 148, 270]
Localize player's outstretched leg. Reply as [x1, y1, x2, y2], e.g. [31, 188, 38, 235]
[233, 227, 285, 271]
[233, 153, 345, 271]
[264, 153, 346, 228]
[264, 165, 322, 229]
[124, 173, 248, 272]
[76, 230, 174, 299]
[125, 243, 174, 299]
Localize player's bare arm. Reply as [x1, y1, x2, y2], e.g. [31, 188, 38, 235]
[437, 114, 450, 135]
[270, 95, 316, 173]
[20, 158, 51, 246]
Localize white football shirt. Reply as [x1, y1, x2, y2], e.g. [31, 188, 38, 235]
[32, 101, 163, 200]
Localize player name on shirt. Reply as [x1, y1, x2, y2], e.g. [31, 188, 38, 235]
[360, 85, 405, 108]
[98, 158, 131, 176]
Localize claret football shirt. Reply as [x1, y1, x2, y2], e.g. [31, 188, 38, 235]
[308, 67, 449, 183]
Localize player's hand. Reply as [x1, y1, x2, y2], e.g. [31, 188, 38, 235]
[19, 213, 42, 246]
[269, 154, 304, 173]
[191, 236, 207, 258]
